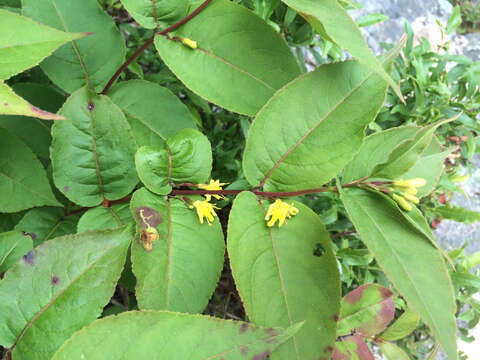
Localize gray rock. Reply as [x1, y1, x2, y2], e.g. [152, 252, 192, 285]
[351, 0, 453, 54]
[434, 154, 480, 255]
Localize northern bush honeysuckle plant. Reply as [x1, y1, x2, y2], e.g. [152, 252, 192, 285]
[0, 0, 465, 359]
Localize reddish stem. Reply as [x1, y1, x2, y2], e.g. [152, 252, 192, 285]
[170, 188, 332, 197]
[158, 0, 212, 36]
[101, 35, 155, 95]
[100, 0, 212, 95]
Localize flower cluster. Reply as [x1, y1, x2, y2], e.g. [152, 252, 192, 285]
[390, 178, 427, 211]
[264, 199, 299, 228]
[190, 199, 220, 226]
[189, 179, 227, 225]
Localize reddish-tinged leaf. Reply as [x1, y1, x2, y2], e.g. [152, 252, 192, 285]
[337, 284, 395, 337]
[332, 335, 374, 360]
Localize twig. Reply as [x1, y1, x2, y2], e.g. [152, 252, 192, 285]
[100, 0, 212, 94]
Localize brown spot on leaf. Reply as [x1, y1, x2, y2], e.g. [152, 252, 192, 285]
[63, 186, 70, 192]
[30, 105, 53, 117]
[344, 284, 367, 304]
[88, 101, 95, 112]
[3, 103, 8, 106]
[240, 346, 249, 355]
[266, 328, 277, 337]
[21, 231, 36, 240]
[23, 251, 35, 265]
[251, 350, 270, 360]
[379, 287, 393, 300]
[348, 335, 374, 360]
[239, 323, 248, 333]
[324, 346, 333, 354]
[264, 328, 279, 344]
[51, 276, 60, 285]
[136, 206, 162, 228]
[333, 314, 339, 322]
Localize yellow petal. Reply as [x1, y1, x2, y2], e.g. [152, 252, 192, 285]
[405, 178, 427, 188]
[181, 37, 197, 49]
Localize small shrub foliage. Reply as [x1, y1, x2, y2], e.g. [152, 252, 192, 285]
[0, 0, 478, 359]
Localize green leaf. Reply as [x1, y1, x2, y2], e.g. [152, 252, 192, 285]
[400, 136, 454, 198]
[52, 311, 303, 360]
[135, 128, 212, 195]
[332, 335, 374, 360]
[372, 117, 457, 179]
[22, 0, 126, 93]
[0, 128, 61, 212]
[380, 308, 420, 341]
[0, 0, 20, 7]
[356, 13, 389, 28]
[0, 81, 64, 120]
[343, 126, 453, 197]
[14, 207, 78, 247]
[337, 284, 395, 337]
[280, 0, 403, 101]
[372, 190, 452, 267]
[343, 125, 418, 183]
[451, 272, 480, 290]
[77, 204, 135, 292]
[0, 9, 86, 80]
[0, 225, 133, 359]
[0, 83, 65, 160]
[243, 59, 392, 192]
[379, 342, 410, 360]
[120, 0, 188, 29]
[340, 187, 457, 360]
[433, 205, 480, 224]
[77, 204, 132, 232]
[154, 0, 301, 116]
[0, 212, 25, 232]
[446, 5, 462, 35]
[51, 87, 138, 207]
[108, 80, 197, 148]
[130, 188, 224, 313]
[227, 191, 340, 360]
[0, 230, 32, 273]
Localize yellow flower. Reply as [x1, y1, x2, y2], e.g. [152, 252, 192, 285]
[265, 199, 299, 228]
[181, 37, 198, 49]
[190, 198, 220, 226]
[392, 194, 413, 212]
[197, 179, 228, 201]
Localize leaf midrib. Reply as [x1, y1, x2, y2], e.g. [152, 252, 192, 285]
[87, 106, 105, 200]
[338, 297, 389, 324]
[196, 47, 276, 91]
[259, 67, 375, 187]
[49, 0, 90, 85]
[11, 234, 126, 352]
[257, 200, 300, 360]
[346, 193, 443, 340]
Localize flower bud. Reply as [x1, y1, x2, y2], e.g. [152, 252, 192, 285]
[392, 194, 413, 211]
[403, 193, 419, 204]
[405, 178, 427, 188]
[182, 38, 198, 49]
